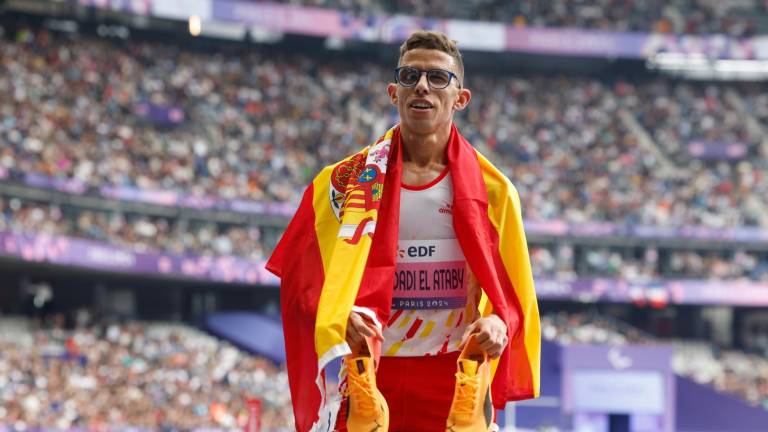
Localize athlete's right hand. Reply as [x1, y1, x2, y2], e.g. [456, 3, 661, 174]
[346, 311, 384, 352]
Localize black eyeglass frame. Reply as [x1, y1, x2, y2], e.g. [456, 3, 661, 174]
[393, 66, 461, 89]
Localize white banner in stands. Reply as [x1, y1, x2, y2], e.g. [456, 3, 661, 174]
[445, 20, 505, 52]
[153, 0, 212, 21]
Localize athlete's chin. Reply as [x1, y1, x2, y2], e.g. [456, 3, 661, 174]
[400, 118, 444, 135]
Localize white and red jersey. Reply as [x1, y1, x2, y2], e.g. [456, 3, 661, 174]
[381, 168, 480, 357]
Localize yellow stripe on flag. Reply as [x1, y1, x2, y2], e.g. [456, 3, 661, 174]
[311, 166, 341, 271]
[420, 320, 436, 338]
[444, 310, 456, 328]
[398, 314, 413, 329]
[384, 341, 404, 356]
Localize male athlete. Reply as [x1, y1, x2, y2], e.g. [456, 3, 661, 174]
[267, 30, 539, 432]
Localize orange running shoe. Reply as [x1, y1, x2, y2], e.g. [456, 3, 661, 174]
[445, 335, 494, 432]
[344, 338, 389, 432]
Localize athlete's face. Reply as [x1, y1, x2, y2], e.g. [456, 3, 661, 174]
[387, 49, 471, 136]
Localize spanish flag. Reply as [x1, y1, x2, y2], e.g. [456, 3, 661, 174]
[266, 124, 540, 431]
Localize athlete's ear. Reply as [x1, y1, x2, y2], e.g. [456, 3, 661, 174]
[453, 88, 471, 111]
[387, 83, 398, 106]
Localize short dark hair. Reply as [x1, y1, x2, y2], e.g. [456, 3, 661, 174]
[398, 30, 464, 85]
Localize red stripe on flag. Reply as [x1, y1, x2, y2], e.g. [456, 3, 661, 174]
[448, 124, 536, 406]
[454, 312, 464, 328]
[387, 309, 404, 327]
[266, 184, 328, 431]
[437, 338, 450, 355]
[404, 318, 423, 340]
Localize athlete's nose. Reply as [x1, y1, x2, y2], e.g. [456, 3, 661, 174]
[414, 72, 430, 95]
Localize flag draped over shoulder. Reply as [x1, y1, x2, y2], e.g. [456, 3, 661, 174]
[266, 124, 540, 432]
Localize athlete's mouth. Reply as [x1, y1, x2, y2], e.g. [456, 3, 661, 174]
[409, 100, 434, 110]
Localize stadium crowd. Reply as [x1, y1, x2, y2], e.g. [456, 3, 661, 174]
[2, 28, 767, 231]
[0, 5, 766, 430]
[3, 191, 767, 281]
[0, 196, 266, 260]
[273, 0, 761, 36]
[532, 246, 768, 281]
[635, 80, 761, 164]
[741, 83, 768, 126]
[542, 312, 768, 410]
[0, 316, 293, 431]
[461, 76, 766, 228]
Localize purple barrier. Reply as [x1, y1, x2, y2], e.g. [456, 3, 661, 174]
[206, 312, 285, 363]
[8, 171, 768, 241]
[526, 221, 768, 244]
[523, 219, 569, 235]
[76, 0, 151, 15]
[505, 27, 647, 58]
[133, 102, 185, 125]
[15, 173, 295, 217]
[676, 375, 768, 431]
[24, 172, 88, 195]
[535, 277, 768, 307]
[0, 230, 277, 285]
[98, 185, 298, 217]
[688, 140, 748, 161]
[1, 229, 767, 304]
[509, 30, 763, 60]
[0, 428, 237, 432]
[100, 185, 178, 206]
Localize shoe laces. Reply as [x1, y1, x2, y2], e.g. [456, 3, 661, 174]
[345, 362, 379, 415]
[453, 371, 479, 415]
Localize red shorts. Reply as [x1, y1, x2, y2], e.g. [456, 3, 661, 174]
[337, 351, 460, 432]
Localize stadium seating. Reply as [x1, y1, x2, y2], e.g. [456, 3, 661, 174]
[2, 9, 768, 429]
[271, 0, 762, 36]
[0, 317, 293, 430]
[1, 29, 766, 229]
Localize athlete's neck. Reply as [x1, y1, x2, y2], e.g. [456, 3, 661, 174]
[399, 123, 451, 167]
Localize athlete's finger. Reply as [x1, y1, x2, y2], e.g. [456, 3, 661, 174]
[353, 320, 375, 338]
[346, 330, 363, 350]
[357, 313, 384, 341]
[459, 323, 478, 347]
[347, 316, 370, 349]
[368, 321, 384, 341]
[478, 337, 496, 353]
[474, 330, 491, 345]
[347, 321, 364, 339]
[488, 347, 503, 359]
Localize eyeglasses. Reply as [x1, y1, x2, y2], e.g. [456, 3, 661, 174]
[394, 66, 460, 89]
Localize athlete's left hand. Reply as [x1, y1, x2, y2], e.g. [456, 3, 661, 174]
[460, 314, 508, 359]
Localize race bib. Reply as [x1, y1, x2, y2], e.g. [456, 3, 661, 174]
[392, 239, 467, 310]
